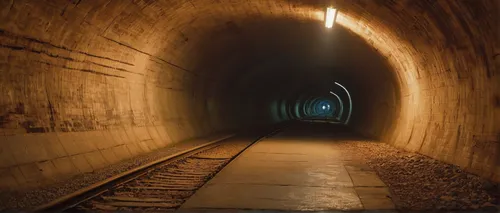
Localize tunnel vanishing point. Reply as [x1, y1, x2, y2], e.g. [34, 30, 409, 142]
[0, 0, 498, 191]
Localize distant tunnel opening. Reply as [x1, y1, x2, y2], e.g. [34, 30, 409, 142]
[0, 0, 497, 191]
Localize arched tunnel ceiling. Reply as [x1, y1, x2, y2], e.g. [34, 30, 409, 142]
[0, 0, 498, 190]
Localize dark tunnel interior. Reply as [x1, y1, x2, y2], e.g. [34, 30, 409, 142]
[197, 19, 399, 136]
[0, 0, 498, 195]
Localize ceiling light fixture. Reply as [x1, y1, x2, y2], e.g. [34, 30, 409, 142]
[325, 7, 337, 28]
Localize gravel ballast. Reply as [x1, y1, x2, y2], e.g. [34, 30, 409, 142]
[0, 133, 233, 210]
[337, 140, 499, 211]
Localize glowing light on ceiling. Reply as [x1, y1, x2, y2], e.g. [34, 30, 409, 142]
[325, 7, 337, 28]
[322, 105, 326, 110]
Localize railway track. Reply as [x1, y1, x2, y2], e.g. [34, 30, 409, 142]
[35, 129, 281, 212]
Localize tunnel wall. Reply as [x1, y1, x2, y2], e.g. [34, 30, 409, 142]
[334, 0, 499, 181]
[0, 0, 498, 191]
[0, 0, 223, 190]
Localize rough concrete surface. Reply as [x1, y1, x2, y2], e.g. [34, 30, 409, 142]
[0, 0, 497, 196]
[182, 124, 499, 211]
[182, 130, 395, 211]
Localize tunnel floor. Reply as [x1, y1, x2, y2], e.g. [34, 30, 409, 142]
[179, 123, 499, 211]
[181, 127, 394, 211]
[1, 123, 499, 211]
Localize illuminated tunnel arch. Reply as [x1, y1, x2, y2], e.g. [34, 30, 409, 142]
[329, 91, 344, 121]
[0, 0, 497, 189]
[334, 82, 352, 124]
[273, 82, 350, 124]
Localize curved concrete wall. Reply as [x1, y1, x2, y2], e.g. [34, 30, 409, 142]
[0, 0, 497, 190]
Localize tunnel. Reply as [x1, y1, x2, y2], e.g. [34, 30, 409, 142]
[0, 0, 498, 207]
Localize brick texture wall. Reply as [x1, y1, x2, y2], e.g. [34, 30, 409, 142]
[0, 0, 497, 190]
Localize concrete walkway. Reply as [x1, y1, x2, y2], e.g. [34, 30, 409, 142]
[181, 128, 395, 211]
